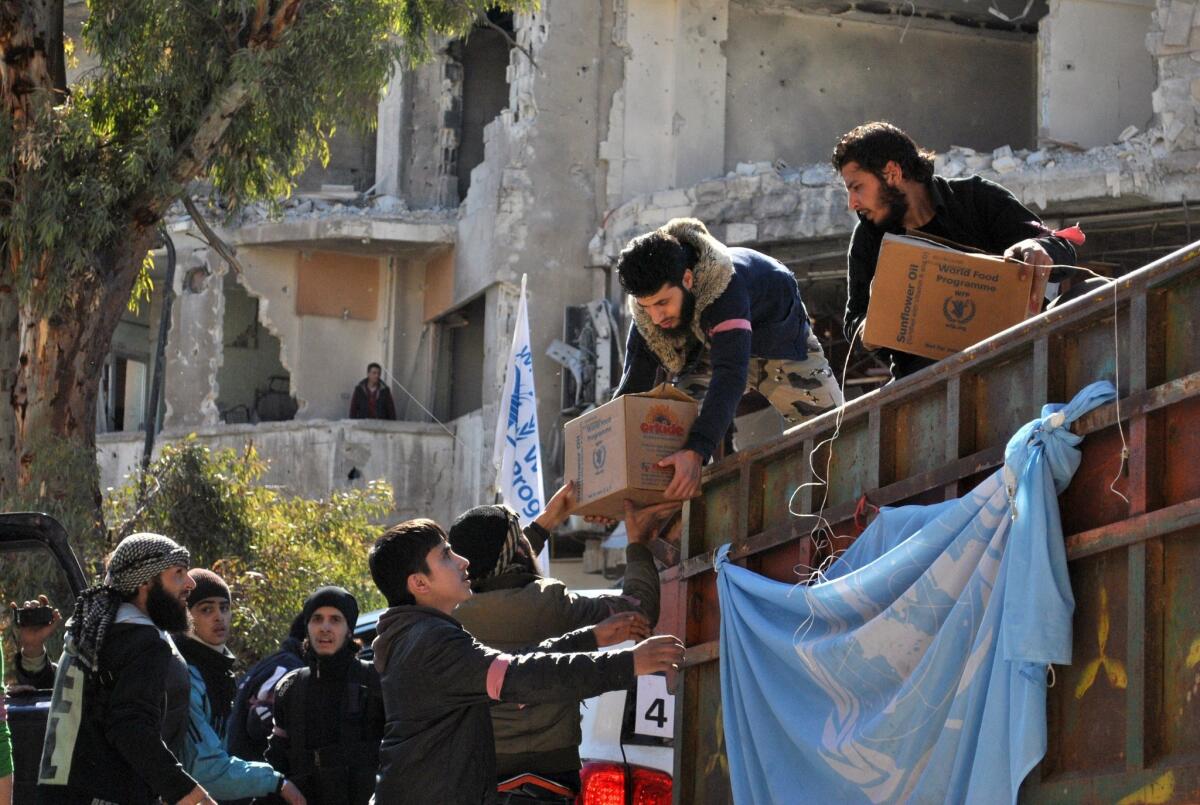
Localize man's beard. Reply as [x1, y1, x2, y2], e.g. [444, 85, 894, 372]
[663, 287, 697, 336]
[858, 179, 908, 231]
[146, 576, 190, 633]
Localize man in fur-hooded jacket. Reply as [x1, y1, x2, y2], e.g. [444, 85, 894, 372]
[614, 218, 844, 499]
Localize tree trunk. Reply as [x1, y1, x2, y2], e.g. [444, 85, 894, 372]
[0, 281, 19, 498]
[11, 226, 158, 547]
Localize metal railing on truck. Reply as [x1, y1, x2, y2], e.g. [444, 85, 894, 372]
[662, 240, 1200, 805]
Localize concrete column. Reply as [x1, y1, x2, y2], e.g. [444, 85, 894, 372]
[375, 66, 405, 197]
[163, 248, 224, 429]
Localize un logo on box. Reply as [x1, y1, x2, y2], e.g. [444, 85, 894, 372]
[592, 444, 607, 472]
[943, 296, 977, 325]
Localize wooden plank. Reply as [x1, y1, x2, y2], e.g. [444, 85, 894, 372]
[1064, 498, 1200, 560]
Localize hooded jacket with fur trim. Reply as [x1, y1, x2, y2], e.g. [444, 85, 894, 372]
[614, 218, 813, 459]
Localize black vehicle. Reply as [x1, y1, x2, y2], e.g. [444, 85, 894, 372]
[1, 513, 87, 803]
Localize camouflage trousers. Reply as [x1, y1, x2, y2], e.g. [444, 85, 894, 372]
[676, 330, 844, 450]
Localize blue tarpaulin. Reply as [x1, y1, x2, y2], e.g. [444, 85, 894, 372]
[716, 381, 1117, 804]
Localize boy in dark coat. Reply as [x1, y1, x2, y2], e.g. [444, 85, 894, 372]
[368, 518, 685, 805]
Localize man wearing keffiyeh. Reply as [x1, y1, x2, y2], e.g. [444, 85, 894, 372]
[37, 532, 219, 805]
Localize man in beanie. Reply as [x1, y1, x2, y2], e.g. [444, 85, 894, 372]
[264, 587, 383, 805]
[176, 569, 306, 803]
[449, 497, 676, 793]
[226, 613, 307, 766]
[37, 533, 217, 805]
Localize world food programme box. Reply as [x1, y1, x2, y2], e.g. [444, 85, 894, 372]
[563, 383, 699, 519]
[863, 232, 1048, 360]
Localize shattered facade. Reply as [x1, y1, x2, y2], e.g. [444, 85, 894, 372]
[96, 0, 1200, 527]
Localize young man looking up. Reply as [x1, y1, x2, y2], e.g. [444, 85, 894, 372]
[264, 587, 383, 805]
[38, 533, 215, 805]
[369, 518, 686, 805]
[833, 121, 1081, 379]
[177, 569, 305, 803]
[615, 218, 844, 500]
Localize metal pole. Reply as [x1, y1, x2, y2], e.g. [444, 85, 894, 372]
[140, 226, 177, 489]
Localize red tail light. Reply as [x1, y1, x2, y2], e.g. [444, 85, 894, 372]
[577, 761, 672, 805]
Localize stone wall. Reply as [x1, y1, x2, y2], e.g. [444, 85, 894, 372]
[591, 132, 1200, 262]
[1149, 0, 1200, 150]
[97, 419, 457, 526]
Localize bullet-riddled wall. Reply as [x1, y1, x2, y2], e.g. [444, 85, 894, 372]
[724, 7, 1039, 167]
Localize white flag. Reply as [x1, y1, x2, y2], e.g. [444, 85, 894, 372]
[492, 277, 548, 567]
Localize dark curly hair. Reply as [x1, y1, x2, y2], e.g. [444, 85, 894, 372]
[832, 121, 935, 184]
[616, 231, 697, 298]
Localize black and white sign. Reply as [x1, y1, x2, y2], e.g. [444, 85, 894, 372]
[632, 674, 674, 739]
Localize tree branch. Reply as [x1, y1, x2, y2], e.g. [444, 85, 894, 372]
[181, 195, 244, 277]
[479, 17, 537, 72]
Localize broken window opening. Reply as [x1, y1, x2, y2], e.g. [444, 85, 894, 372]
[294, 94, 380, 194]
[100, 354, 149, 433]
[451, 10, 515, 201]
[216, 276, 297, 424]
[432, 295, 487, 421]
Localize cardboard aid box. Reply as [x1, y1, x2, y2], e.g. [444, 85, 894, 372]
[863, 233, 1049, 360]
[563, 384, 699, 519]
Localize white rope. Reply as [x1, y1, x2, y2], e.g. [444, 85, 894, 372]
[381, 367, 498, 485]
[787, 320, 864, 585]
[1107, 279, 1131, 505]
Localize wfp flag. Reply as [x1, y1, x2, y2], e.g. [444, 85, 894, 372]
[492, 276, 548, 567]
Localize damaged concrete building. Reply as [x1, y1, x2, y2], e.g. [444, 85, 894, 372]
[96, 0, 1200, 530]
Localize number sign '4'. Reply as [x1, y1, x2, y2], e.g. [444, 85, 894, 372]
[633, 674, 675, 739]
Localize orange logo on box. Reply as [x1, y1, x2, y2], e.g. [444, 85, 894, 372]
[641, 404, 685, 436]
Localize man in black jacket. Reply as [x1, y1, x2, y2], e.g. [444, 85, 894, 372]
[263, 587, 383, 805]
[833, 121, 1081, 379]
[37, 532, 214, 805]
[368, 517, 685, 805]
[348, 362, 396, 420]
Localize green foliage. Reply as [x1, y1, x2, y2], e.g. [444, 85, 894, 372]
[0, 0, 533, 317]
[127, 251, 155, 314]
[106, 438, 393, 665]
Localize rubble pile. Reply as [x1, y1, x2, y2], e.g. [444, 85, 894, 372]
[591, 124, 1199, 263]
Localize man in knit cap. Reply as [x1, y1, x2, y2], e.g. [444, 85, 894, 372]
[264, 587, 383, 805]
[37, 532, 217, 805]
[449, 498, 677, 793]
[177, 568, 306, 803]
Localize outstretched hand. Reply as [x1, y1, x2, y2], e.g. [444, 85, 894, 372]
[534, 480, 578, 532]
[658, 449, 703, 500]
[9, 595, 62, 655]
[593, 611, 651, 647]
[632, 635, 685, 676]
